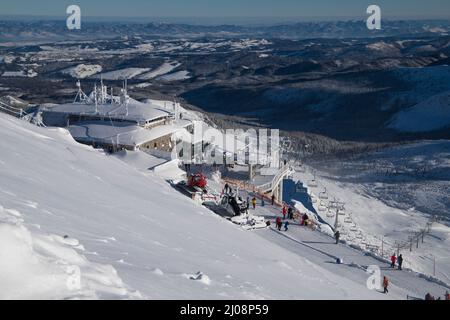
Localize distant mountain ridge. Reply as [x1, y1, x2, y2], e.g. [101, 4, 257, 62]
[1, 19, 450, 42]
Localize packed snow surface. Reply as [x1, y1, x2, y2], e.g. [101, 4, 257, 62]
[388, 91, 450, 132]
[298, 141, 450, 284]
[0, 113, 388, 299]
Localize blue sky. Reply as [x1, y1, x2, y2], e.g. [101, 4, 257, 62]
[1, 0, 449, 19]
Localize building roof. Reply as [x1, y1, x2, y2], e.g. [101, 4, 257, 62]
[67, 121, 186, 148]
[46, 97, 172, 124]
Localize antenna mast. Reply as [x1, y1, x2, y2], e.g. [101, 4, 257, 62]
[74, 80, 89, 104]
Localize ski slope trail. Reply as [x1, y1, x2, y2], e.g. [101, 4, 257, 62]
[237, 190, 450, 300]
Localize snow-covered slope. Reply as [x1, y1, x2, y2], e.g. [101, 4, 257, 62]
[0, 206, 136, 299]
[138, 62, 180, 80]
[94, 68, 150, 80]
[296, 142, 450, 284]
[388, 91, 450, 132]
[0, 114, 384, 299]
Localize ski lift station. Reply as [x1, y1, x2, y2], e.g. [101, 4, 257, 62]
[41, 81, 200, 156]
[39, 80, 290, 202]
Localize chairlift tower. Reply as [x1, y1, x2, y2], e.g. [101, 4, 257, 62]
[329, 198, 345, 231]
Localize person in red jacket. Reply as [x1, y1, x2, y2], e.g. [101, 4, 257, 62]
[383, 276, 389, 294]
[275, 217, 282, 231]
[282, 206, 287, 220]
[390, 253, 397, 268]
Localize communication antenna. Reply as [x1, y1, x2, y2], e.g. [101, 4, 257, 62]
[120, 78, 129, 115]
[93, 83, 98, 114]
[100, 76, 108, 104]
[73, 80, 89, 104]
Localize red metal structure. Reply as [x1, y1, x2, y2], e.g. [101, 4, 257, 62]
[187, 173, 207, 189]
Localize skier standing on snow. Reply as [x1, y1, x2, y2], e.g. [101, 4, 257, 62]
[425, 293, 435, 300]
[383, 276, 389, 294]
[334, 230, 340, 244]
[287, 206, 293, 220]
[302, 213, 309, 226]
[390, 253, 397, 268]
[276, 217, 282, 231]
[397, 254, 403, 270]
[251, 197, 257, 210]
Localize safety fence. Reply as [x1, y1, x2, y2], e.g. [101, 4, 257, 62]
[0, 100, 25, 117]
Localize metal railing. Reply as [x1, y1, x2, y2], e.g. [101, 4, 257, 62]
[0, 100, 24, 117]
[257, 165, 292, 193]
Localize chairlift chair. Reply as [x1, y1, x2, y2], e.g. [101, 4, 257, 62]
[318, 201, 327, 212]
[344, 216, 352, 224]
[319, 188, 328, 200]
[308, 179, 318, 188]
[309, 197, 317, 204]
[295, 182, 306, 193]
[326, 209, 335, 218]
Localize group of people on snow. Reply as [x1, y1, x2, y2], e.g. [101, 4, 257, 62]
[390, 253, 403, 270]
[275, 216, 289, 231]
[424, 291, 450, 300]
[223, 183, 449, 300]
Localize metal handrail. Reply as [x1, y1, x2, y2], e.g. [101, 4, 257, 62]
[0, 101, 23, 117]
[258, 165, 292, 193]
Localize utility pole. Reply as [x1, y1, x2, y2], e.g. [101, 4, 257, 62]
[334, 206, 339, 231]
